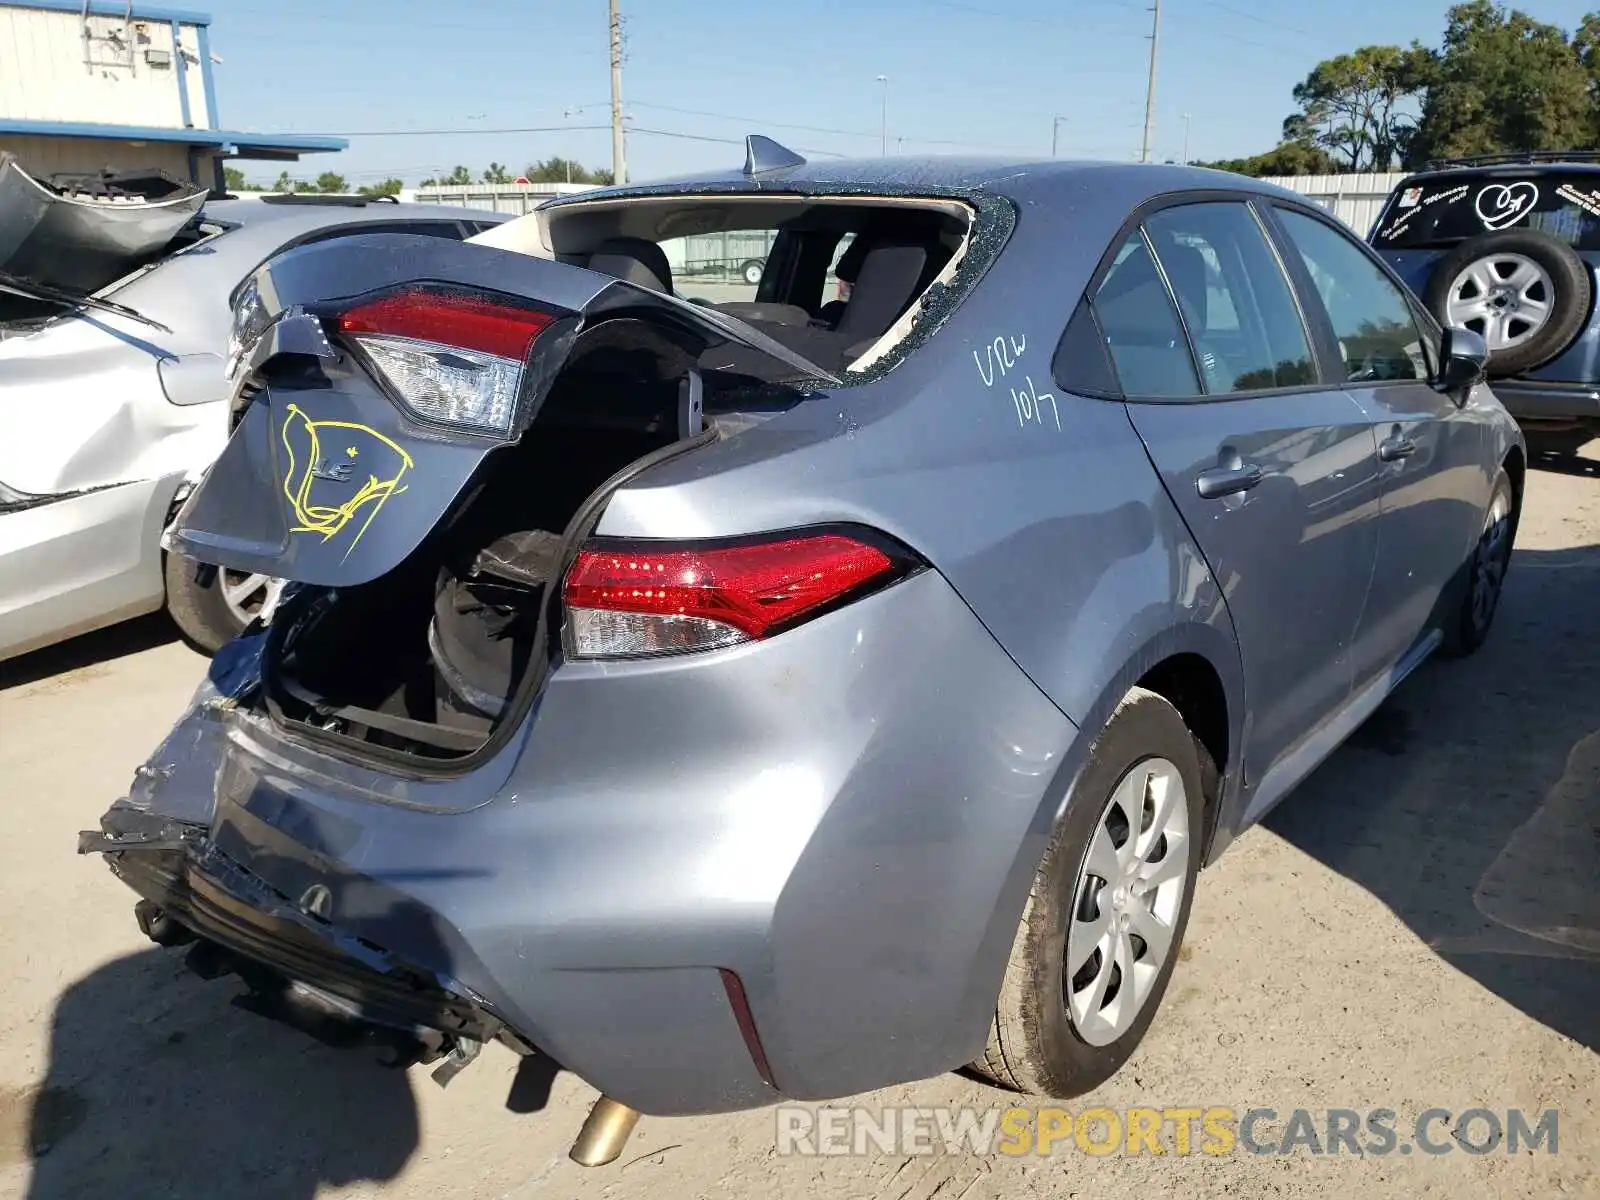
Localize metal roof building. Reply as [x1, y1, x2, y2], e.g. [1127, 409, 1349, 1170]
[0, 0, 345, 190]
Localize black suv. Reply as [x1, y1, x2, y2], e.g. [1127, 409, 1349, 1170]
[1369, 152, 1600, 455]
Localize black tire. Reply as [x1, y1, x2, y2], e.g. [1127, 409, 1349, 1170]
[972, 686, 1205, 1097]
[1440, 470, 1517, 658]
[163, 551, 251, 654]
[1421, 230, 1591, 378]
[741, 260, 764, 286]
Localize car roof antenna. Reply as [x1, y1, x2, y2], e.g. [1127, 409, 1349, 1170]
[743, 135, 807, 178]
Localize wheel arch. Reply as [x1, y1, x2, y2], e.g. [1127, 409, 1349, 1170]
[1503, 440, 1526, 517]
[966, 618, 1247, 1029]
[1135, 651, 1231, 860]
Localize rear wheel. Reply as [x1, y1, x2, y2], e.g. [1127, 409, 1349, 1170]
[741, 259, 764, 286]
[973, 687, 1204, 1096]
[164, 552, 283, 654]
[1440, 470, 1516, 658]
[1422, 230, 1591, 377]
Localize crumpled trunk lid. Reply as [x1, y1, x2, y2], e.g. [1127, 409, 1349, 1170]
[164, 231, 836, 590]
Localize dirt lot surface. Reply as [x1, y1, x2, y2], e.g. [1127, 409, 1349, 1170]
[0, 458, 1596, 1200]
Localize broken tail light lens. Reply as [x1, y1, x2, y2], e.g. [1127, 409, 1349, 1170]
[563, 530, 917, 660]
[337, 288, 556, 437]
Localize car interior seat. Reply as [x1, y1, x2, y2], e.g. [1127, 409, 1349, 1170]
[831, 240, 932, 348]
[586, 236, 673, 293]
[816, 234, 873, 327]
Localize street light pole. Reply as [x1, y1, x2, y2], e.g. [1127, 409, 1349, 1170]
[877, 75, 889, 155]
[1052, 115, 1066, 157]
[1182, 112, 1191, 165]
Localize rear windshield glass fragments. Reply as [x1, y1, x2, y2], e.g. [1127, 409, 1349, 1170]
[1372, 173, 1600, 249]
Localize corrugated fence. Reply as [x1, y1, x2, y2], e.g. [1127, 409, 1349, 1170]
[406, 181, 599, 213]
[1260, 172, 1409, 237]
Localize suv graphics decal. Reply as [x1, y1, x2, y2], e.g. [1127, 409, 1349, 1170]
[1381, 184, 1468, 241]
[1555, 183, 1600, 218]
[1475, 182, 1539, 231]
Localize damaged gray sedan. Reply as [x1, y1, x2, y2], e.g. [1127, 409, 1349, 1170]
[81, 141, 1524, 1165]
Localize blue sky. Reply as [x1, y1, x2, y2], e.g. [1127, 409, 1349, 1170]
[211, 0, 1600, 186]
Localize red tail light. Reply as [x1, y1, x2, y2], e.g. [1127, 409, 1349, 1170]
[339, 288, 555, 360]
[335, 287, 557, 436]
[563, 530, 915, 659]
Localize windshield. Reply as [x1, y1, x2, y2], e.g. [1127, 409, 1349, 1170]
[0, 218, 227, 334]
[1372, 173, 1600, 250]
[0, 271, 172, 334]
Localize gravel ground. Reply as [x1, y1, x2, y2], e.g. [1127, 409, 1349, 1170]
[0, 456, 1595, 1200]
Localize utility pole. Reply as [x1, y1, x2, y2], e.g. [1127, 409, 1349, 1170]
[609, 0, 626, 185]
[877, 75, 889, 155]
[1140, 0, 1161, 163]
[1052, 115, 1066, 157]
[1182, 112, 1191, 165]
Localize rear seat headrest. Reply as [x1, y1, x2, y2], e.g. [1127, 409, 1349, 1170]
[587, 236, 672, 293]
[832, 241, 930, 343]
[833, 233, 872, 284]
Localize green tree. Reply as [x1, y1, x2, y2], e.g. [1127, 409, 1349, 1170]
[482, 162, 512, 184]
[313, 171, 349, 193]
[357, 177, 404, 197]
[419, 166, 473, 187]
[1285, 44, 1434, 170]
[223, 165, 248, 192]
[1197, 142, 1341, 177]
[522, 157, 614, 185]
[272, 169, 295, 192]
[1409, 2, 1594, 164]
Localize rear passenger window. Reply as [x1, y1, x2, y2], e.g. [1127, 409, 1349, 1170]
[1276, 208, 1430, 383]
[1144, 202, 1317, 393]
[1092, 232, 1202, 397]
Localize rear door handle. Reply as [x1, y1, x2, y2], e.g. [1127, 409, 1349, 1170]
[1196, 462, 1264, 500]
[1379, 434, 1417, 462]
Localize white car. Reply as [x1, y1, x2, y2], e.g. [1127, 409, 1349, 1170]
[0, 195, 506, 661]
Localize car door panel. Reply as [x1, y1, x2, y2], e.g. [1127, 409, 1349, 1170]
[1127, 396, 1382, 787]
[1095, 202, 1385, 793]
[1271, 206, 1492, 687]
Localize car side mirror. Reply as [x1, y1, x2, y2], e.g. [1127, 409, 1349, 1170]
[1434, 326, 1488, 396]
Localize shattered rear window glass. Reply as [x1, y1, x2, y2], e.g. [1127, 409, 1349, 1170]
[1371, 174, 1600, 249]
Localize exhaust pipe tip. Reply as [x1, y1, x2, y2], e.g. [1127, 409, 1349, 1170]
[568, 1096, 640, 1167]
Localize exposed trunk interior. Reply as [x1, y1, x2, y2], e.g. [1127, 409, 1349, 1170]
[260, 319, 714, 763]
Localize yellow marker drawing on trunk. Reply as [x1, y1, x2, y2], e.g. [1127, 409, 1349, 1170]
[280, 403, 414, 560]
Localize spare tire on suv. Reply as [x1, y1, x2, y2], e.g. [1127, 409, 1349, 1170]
[1421, 228, 1593, 377]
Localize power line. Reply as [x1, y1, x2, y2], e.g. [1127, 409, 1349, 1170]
[630, 101, 879, 141]
[336, 123, 614, 137]
[627, 125, 850, 158]
[926, 0, 1146, 23]
[631, 101, 1042, 154]
[1194, 0, 1316, 38]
